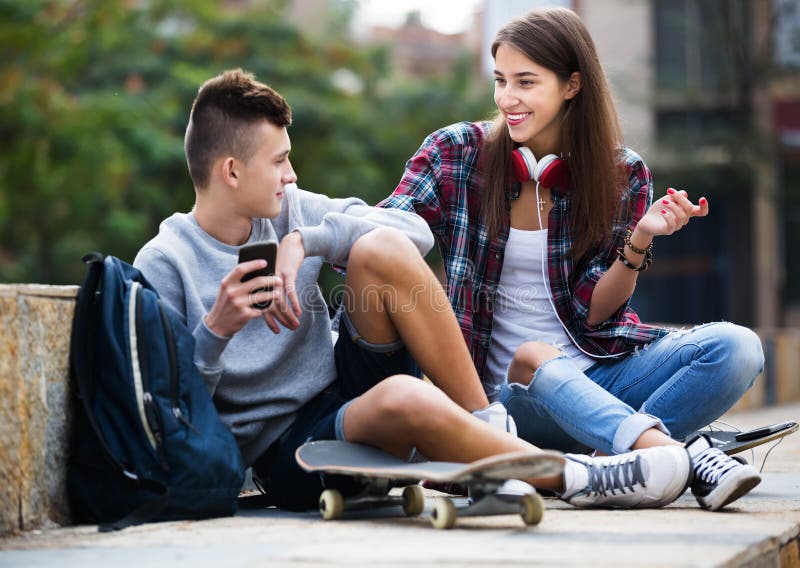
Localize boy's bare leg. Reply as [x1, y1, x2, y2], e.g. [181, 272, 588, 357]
[341, 374, 563, 492]
[342, 227, 489, 412]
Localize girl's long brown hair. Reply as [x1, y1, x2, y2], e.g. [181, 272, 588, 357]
[481, 8, 624, 261]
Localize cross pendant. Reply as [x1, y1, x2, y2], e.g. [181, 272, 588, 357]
[537, 196, 547, 211]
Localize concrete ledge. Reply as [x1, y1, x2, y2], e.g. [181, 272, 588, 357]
[0, 285, 78, 535]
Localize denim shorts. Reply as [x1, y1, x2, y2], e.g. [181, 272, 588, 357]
[252, 311, 418, 510]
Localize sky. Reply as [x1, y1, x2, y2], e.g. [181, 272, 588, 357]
[353, 0, 484, 35]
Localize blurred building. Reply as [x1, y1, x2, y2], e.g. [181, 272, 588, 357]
[772, 0, 800, 327]
[365, 10, 480, 77]
[581, 0, 800, 329]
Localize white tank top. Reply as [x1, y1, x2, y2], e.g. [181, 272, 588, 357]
[486, 228, 595, 382]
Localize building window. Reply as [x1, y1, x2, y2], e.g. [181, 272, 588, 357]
[654, 0, 749, 97]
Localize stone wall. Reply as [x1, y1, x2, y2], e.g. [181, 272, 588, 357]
[0, 285, 78, 535]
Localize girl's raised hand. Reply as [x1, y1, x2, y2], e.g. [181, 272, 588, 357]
[636, 188, 709, 238]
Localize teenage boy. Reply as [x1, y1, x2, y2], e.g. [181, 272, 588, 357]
[134, 68, 694, 511]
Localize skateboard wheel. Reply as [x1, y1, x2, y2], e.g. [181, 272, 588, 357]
[430, 497, 457, 530]
[402, 485, 425, 516]
[520, 493, 544, 526]
[319, 489, 344, 520]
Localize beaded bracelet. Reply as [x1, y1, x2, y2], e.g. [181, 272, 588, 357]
[616, 247, 652, 272]
[624, 228, 653, 256]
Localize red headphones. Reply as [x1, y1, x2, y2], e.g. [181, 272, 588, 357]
[511, 147, 570, 188]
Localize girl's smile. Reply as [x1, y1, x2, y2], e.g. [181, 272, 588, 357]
[506, 112, 531, 126]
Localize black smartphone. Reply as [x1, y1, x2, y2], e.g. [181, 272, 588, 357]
[239, 241, 277, 309]
[238, 240, 278, 282]
[734, 421, 798, 442]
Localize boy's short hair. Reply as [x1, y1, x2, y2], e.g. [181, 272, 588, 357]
[185, 69, 292, 189]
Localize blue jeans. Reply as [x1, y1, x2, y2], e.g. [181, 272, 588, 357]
[500, 322, 764, 455]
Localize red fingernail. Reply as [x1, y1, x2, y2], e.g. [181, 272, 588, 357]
[661, 209, 667, 214]
[662, 199, 670, 204]
[700, 197, 707, 204]
[667, 188, 676, 195]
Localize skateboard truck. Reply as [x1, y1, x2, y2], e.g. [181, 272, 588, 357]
[430, 483, 544, 530]
[319, 480, 425, 520]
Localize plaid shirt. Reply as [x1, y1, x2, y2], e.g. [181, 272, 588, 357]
[379, 121, 671, 396]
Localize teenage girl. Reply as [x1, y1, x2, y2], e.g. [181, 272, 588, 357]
[380, 7, 764, 510]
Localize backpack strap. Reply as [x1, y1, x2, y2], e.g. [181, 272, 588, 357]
[71, 252, 170, 531]
[98, 479, 169, 532]
[237, 493, 276, 510]
[71, 253, 123, 469]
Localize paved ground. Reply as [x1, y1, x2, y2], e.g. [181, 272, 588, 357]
[1, 403, 799, 567]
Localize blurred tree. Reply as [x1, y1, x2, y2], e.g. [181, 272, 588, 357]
[0, 0, 492, 285]
[0, 0, 193, 283]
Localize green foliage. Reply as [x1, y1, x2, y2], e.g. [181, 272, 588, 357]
[0, 0, 493, 284]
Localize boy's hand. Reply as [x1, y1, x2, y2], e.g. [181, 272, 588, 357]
[204, 259, 283, 338]
[262, 231, 305, 334]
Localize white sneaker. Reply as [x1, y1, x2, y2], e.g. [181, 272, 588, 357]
[560, 446, 691, 508]
[460, 402, 520, 503]
[469, 478, 535, 504]
[472, 402, 517, 436]
[685, 434, 761, 511]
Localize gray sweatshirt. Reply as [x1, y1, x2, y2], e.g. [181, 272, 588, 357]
[133, 183, 434, 465]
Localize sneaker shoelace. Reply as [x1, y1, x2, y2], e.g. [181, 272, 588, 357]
[693, 447, 739, 483]
[581, 455, 647, 497]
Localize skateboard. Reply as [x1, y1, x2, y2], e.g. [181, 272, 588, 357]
[694, 421, 798, 455]
[295, 440, 565, 529]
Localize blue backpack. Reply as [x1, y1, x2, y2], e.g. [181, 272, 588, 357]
[68, 253, 245, 531]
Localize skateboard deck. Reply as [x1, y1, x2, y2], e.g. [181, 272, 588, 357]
[296, 440, 565, 529]
[696, 421, 798, 455]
